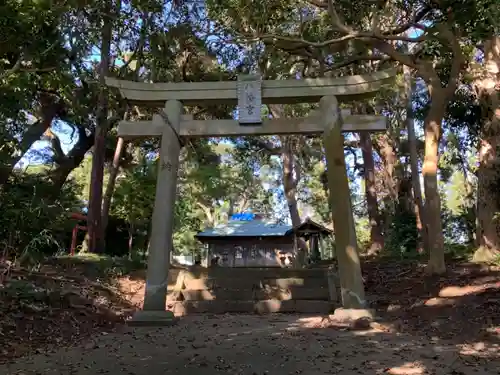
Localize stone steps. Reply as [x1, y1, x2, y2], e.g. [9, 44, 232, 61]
[166, 268, 339, 316]
[183, 277, 329, 290]
[180, 286, 330, 301]
[180, 267, 328, 280]
[170, 299, 333, 316]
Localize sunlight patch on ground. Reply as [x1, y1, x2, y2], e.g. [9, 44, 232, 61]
[381, 361, 426, 374]
[439, 282, 500, 297]
[459, 341, 500, 358]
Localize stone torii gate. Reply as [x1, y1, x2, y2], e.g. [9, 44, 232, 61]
[105, 69, 395, 323]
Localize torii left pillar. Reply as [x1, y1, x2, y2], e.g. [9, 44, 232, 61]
[129, 100, 183, 325]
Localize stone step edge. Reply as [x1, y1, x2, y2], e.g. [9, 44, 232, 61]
[179, 288, 329, 292]
[169, 299, 335, 315]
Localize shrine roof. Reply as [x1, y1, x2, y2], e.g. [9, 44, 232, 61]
[196, 217, 332, 239]
[196, 220, 292, 239]
[290, 218, 333, 235]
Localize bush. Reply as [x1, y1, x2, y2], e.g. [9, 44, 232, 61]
[0, 172, 83, 261]
[384, 209, 419, 258]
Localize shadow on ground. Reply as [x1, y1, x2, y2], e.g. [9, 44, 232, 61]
[1, 314, 498, 375]
[363, 260, 500, 344]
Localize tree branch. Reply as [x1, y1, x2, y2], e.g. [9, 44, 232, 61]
[325, 54, 392, 71]
[383, 6, 433, 36]
[49, 132, 66, 164]
[254, 32, 359, 49]
[434, 23, 465, 96]
[305, 0, 328, 9]
[326, 0, 353, 34]
[244, 137, 282, 155]
[361, 38, 421, 72]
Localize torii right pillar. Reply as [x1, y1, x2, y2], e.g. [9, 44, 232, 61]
[320, 96, 367, 310]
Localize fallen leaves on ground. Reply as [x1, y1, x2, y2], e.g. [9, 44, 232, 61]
[0, 264, 134, 363]
[363, 259, 500, 342]
[0, 257, 499, 366]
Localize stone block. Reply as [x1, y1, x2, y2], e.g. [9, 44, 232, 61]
[263, 277, 327, 289]
[215, 277, 259, 289]
[126, 310, 178, 326]
[184, 278, 215, 290]
[289, 287, 329, 300]
[222, 300, 256, 312]
[216, 288, 255, 301]
[176, 301, 222, 314]
[330, 308, 375, 322]
[294, 300, 332, 314]
[254, 299, 295, 313]
[254, 287, 291, 301]
[263, 278, 305, 288]
[171, 300, 256, 315]
[181, 289, 216, 301]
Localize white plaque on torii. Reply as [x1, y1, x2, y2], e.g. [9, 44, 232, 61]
[237, 74, 262, 124]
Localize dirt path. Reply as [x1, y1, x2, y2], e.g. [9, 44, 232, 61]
[2, 314, 498, 375]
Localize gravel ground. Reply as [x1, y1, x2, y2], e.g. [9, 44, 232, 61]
[2, 314, 498, 375]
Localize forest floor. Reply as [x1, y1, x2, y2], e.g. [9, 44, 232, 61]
[0, 256, 499, 374]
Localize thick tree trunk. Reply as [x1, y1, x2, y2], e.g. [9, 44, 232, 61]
[280, 135, 308, 266]
[282, 137, 301, 226]
[49, 126, 94, 189]
[101, 137, 125, 239]
[359, 132, 384, 253]
[374, 134, 398, 232]
[423, 95, 446, 274]
[474, 36, 500, 261]
[87, 0, 113, 253]
[100, 10, 146, 247]
[404, 65, 428, 251]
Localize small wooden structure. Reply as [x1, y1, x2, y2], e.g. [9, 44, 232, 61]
[69, 212, 87, 256]
[105, 68, 395, 317]
[196, 217, 333, 268]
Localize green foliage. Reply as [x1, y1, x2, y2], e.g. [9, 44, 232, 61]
[0, 0, 496, 268]
[444, 243, 476, 260]
[111, 157, 156, 256]
[355, 217, 372, 253]
[385, 210, 419, 259]
[112, 159, 156, 231]
[0, 172, 83, 261]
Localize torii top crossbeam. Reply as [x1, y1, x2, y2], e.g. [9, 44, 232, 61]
[105, 69, 396, 107]
[105, 69, 396, 138]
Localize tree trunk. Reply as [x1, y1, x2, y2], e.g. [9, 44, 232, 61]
[100, 10, 147, 247]
[101, 137, 125, 240]
[282, 137, 301, 226]
[374, 134, 398, 232]
[49, 126, 94, 189]
[359, 132, 384, 253]
[457, 153, 477, 246]
[128, 223, 134, 260]
[474, 36, 500, 262]
[87, 0, 113, 253]
[404, 65, 428, 252]
[423, 94, 446, 274]
[280, 135, 308, 266]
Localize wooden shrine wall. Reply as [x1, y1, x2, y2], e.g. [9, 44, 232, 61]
[204, 237, 295, 268]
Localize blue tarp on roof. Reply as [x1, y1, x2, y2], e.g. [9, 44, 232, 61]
[196, 220, 292, 238]
[230, 212, 255, 221]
